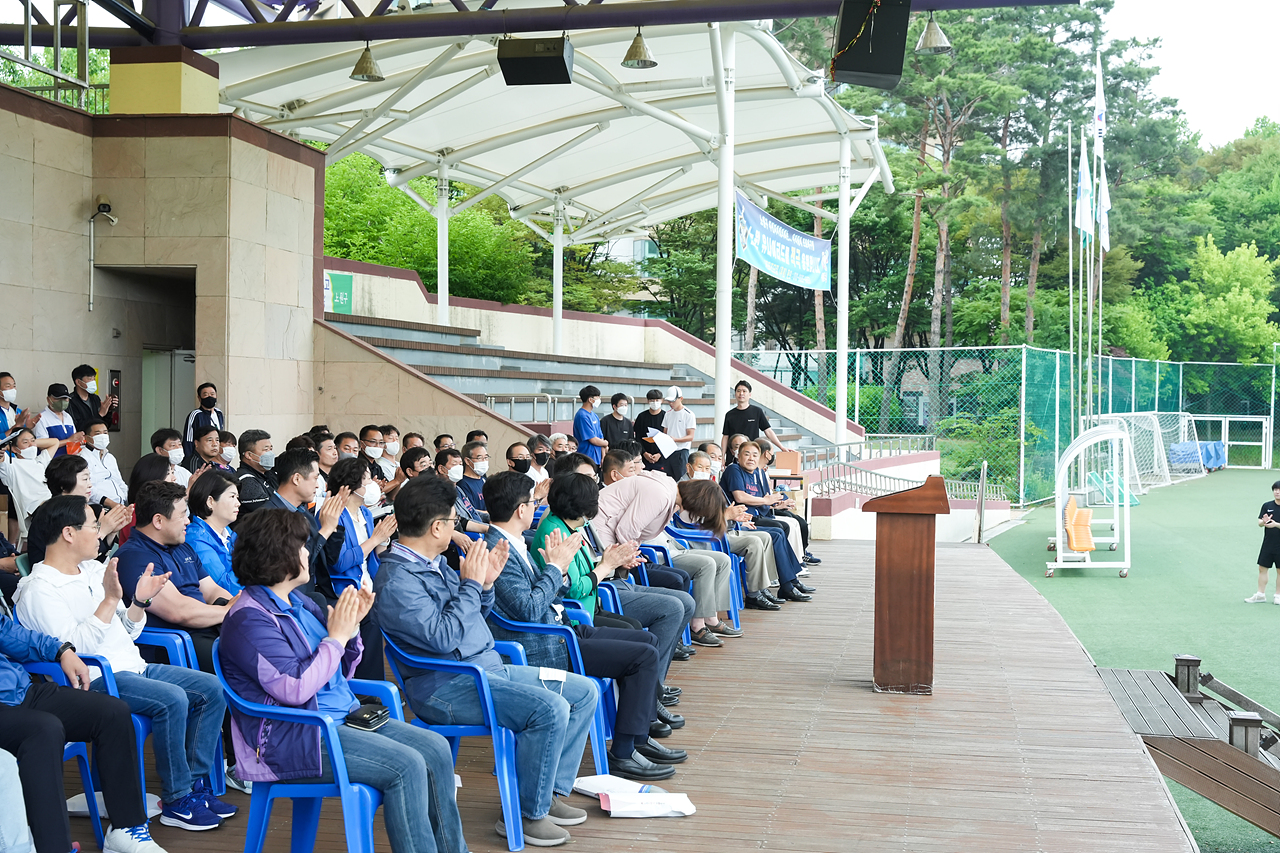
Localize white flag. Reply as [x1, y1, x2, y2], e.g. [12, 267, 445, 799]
[1074, 127, 1093, 238]
[1094, 52, 1106, 160]
[1098, 162, 1112, 252]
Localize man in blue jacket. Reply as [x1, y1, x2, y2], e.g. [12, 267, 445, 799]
[375, 474, 597, 850]
[0, 605, 169, 853]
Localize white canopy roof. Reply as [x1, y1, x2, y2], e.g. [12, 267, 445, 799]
[213, 16, 894, 242]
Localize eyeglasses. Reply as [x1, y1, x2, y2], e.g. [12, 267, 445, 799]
[432, 514, 460, 526]
[363, 439, 385, 447]
[78, 520, 101, 533]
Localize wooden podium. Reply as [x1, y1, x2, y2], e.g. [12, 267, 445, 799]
[862, 476, 950, 695]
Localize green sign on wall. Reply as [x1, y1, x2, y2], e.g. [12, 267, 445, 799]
[325, 271, 353, 314]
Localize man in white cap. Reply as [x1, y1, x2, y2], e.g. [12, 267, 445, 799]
[660, 386, 696, 481]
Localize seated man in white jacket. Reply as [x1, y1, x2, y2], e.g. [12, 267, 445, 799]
[0, 428, 57, 544]
[14, 495, 238, 832]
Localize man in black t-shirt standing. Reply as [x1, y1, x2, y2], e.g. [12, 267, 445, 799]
[633, 389, 667, 472]
[721, 380, 782, 455]
[600, 392, 635, 447]
[1247, 480, 1280, 603]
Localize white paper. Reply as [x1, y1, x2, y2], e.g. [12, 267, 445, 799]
[599, 791, 696, 818]
[646, 428, 678, 458]
[573, 774, 669, 798]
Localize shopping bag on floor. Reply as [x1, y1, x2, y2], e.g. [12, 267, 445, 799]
[599, 792, 695, 818]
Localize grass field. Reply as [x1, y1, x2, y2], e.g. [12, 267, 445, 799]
[988, 467, 1280, 852]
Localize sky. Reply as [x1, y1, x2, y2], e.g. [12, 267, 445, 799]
[1103, 0, 1280, 148]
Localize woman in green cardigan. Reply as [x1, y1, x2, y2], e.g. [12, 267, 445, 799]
[531, 472, 642, 630]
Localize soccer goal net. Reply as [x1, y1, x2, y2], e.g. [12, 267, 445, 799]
[1097, 413, 1170, 492]
[1154, 412, 1207, 483]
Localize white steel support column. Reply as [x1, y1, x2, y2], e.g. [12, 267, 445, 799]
[835, 135, 851, 445]
[436, 161, 450, 326]
[711, 23, 735, 435]
[552, 198, 565, 355]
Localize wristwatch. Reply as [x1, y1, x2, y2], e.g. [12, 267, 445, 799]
[55, 641, 76, 663]
[135, 596, 153, 608]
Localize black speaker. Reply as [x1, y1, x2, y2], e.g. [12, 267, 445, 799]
[831, 0, 912, 90]
[496, 36, 575, 86]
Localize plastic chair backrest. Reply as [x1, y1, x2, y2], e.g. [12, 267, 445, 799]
[15, 553, 30, 576]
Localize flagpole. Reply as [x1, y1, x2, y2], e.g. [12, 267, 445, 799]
[1066, 120, 1075, 442]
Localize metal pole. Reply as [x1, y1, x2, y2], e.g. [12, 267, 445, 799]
[1019, 345, 1027, 506]
[834, 134, 851, 445]
[87, 215, 94, 312]
[854, 349, 861, 426]
[552, 198, 564, 355]
[436, 161, 450, 326]
[710, 22, 735, 437]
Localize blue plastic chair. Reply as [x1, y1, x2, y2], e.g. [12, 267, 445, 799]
[664, 526, 744, 629]
[380, 633, 527, 852]
[136, 626, 226, 796]
[23, 656, 107, 849]
[485, 609, 615, 769]
[211, 639, 403, 853]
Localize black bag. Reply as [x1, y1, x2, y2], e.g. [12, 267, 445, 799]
[344, 703, 391, 731]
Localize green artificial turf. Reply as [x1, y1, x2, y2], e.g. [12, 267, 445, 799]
[988, 468, 1280, 852]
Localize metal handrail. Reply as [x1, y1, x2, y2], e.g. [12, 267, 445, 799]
[799, 440, 1005, 503]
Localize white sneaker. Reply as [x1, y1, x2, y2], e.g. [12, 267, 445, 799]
[104, 823, 169, 853]
[1245, 592, 1267, 603]
[797, 567, 811, 577]
[1273, 594, 1280, 605]
[226, 763, 253, 794]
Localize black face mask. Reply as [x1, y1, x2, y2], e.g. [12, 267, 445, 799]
[554, 450, 568, 459]
[201, 396, 217, 409]
[512, 458, 531, 474]
[534, 451, 551, 467]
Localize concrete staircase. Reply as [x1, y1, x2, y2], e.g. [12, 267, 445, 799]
[325, 313, 828, 450]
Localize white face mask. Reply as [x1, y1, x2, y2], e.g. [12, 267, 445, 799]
[365, 446, 383, 460]
[167, 448, 185, 465]
[692, 470, 711, 480]
[258, 450, 276, 470]
[616, 406, 629, 418]
[84, 380, 97, 395]
[220, 447, 236, 463]
[362, 483, 381, 506]
[648, 401, 662, 412]
[1, 388, 15, 404]
[92, 433, 110, 451]
[385, 441, 400, 457]
[19, 445, 37, 460]
[710, 462, 722, 478]
[473, 460, 489, 477]
[447, 465, 464, 483]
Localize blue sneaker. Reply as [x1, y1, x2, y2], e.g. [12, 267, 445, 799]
[194, 778, 239, 819]
[158, 790, 222, 831]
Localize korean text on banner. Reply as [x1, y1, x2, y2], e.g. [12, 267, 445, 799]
[734, 190, 831, 291]
[324, 271, 354, 314]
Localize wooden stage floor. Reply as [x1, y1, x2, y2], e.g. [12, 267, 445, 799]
[70, 540, 1195, 852]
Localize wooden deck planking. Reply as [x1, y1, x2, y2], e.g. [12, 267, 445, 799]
[63, 540, 1194, 853]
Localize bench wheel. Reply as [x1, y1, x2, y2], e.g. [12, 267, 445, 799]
[1109, 543, 1117, 551]
[1045, 568, 1055, 578]
[1047, 543, 1056, 552]
[1119, 568, 1128, 578]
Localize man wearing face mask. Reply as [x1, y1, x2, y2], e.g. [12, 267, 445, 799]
[182, 383, 225, 457]
[150, 428, 192, 487]
[526, 434, 552, 486]
[358, 425, 391, 494]
[0, 372, 27, 441]
[0, 428, 58, 544]
[83, 419, 128, 511]
[600, 393, 634, 449]
[506, 442, 552, 505]
[435, 449, 489, 535]
[697, 442, 725, 482]
[572, 385, 607, 466]
[234, 429, 277, 520]
[67, 364, 116, 434]
[633, 390, 666, 473]
[335, 431, 361, 461]
[33, 384, 82, 459]
[218, 430, 238, 469]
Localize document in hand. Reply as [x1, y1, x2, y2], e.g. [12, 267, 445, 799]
[646, 428, 678, 458]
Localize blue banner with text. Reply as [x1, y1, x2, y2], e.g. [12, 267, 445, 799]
[734, 190, 831, 291]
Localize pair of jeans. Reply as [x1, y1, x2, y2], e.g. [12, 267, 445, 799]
[93, 663, 225, 803]
[611, 582, 694, 681]
[0, 682, 146, 853]
[413, 665, 597, 820]
[298, 719, 466, 853]
[0, 749, 32, 853]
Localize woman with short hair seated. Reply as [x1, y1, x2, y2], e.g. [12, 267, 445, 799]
[185, 469, 241, 594]
[219, 509, 468, 853]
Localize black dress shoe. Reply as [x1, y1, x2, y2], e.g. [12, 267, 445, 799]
[745, 595, 781, 611]
[778, 585, 812, 602]
[608, 751, 676, 781]
[792, 579, 817, 594]
[678, 643, 697, 656]
[649, 720, 672, 738]
[662, 685, 682, 697]
[760, 589, 783, 605]
[672, 647, 691, 661]
[636, 740, 688, 764]
[656, 704, 684, 728]
[659, 692, 680, 707]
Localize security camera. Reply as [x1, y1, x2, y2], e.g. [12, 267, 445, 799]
[95, 194, 112, 214]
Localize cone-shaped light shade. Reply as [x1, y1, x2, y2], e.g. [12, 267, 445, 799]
[351, 45, 385, 82]
[915, 13, 953, 56]
[621, 31, 657, 69]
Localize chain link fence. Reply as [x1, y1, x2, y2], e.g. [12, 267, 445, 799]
[736, 348, 1280, 506]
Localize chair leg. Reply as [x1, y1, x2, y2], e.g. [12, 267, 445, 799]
[132, 717, 149, 804]
[75, 750, 105, 850]
[208, 734, 227, 796]
[290, 797, 323, 853]
[242, 787, 274, 853]
[340, 786, 380, 853]
[491, 728, 524, 852]
[588, 688, 610, 777]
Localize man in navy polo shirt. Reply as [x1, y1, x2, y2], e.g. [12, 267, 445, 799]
[114, 481, 235, 673]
